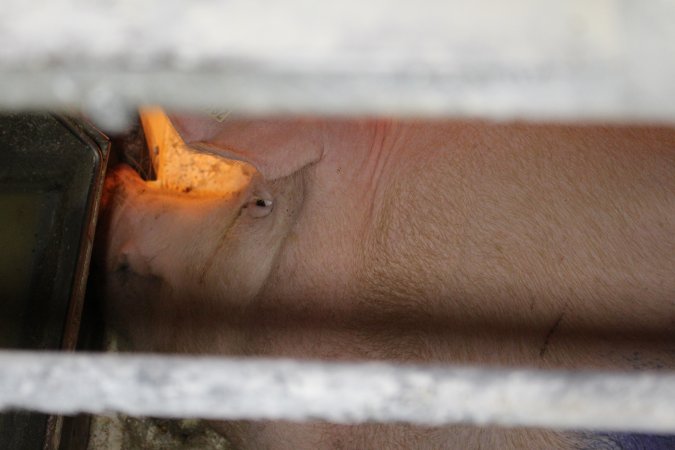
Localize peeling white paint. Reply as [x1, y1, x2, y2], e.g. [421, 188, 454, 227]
[0, 351, 674, 433]
[0, 0, 675, 129]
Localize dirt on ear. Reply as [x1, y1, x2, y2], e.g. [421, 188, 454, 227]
[140, 107, 253, 197]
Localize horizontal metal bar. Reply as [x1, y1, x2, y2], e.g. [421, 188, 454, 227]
[1, 351, 674, 433]
[1, 0, 675, 129]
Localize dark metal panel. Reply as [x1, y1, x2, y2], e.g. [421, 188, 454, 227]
[0, 114, 108, 450]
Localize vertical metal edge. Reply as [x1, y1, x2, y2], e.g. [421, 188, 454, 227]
[55, 115, 110, 352]
[43, 416, 64, 450]
[42, 115, 110, 450]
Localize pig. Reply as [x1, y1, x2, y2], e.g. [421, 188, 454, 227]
[97, 117, 675, 449]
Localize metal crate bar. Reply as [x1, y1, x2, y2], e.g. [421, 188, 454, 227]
[1, 351, 674, 433]
[2, 0, 675, 130]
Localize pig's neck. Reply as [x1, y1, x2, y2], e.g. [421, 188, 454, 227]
[263, 120, 675, 370]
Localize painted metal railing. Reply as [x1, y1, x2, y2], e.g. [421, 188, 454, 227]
[1, 0, 675, 130]
[1, 351, 674, 433]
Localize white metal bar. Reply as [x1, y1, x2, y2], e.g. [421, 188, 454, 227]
[1, 351, 674, 433]
[1, 0, 675, 129]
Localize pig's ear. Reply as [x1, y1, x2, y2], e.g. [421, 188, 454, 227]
[169, 113, 323, 181]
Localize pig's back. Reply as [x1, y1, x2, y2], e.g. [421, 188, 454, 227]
[354, 122, 675, 369]
[267, 121, 675, 449]
[204, 121, 675, 449]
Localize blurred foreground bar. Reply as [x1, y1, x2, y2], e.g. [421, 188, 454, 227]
[1, 0, 675, 129]
[0, 351, 674, 433]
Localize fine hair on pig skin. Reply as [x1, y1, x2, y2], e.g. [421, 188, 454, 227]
[97, 118, 675, 450]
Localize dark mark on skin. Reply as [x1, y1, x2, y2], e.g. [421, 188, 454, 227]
[539, 312, 565, 358]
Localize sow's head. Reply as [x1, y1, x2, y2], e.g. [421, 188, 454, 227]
[95, 112, 321, 353]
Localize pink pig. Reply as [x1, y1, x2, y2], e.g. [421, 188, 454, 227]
[98, 116, 675, 449]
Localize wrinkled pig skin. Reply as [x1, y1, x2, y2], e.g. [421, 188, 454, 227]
[96, 118, 675, 449]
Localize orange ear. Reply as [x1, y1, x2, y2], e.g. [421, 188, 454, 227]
[169, 113, 324, 181]
[139, 108, 252, 196]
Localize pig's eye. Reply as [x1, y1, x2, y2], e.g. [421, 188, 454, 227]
[245, 197, 273, 218]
